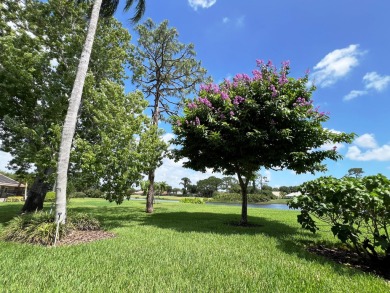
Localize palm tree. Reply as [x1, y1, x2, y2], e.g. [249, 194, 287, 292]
[180, 177, 191, 195]
[55, 0, 146, 224]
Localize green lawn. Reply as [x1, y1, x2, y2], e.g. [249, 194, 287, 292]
[0, 199, 389, 292]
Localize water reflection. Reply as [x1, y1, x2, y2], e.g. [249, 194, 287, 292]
[206, 202, 293, 210]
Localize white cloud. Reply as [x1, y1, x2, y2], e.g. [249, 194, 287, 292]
[319, 129, 346, 150]
[343, 90, 367, 101]
[155, 157, 223, 188]
[312, 44, 364, 87]
[346, 133, 390, 161]
[363, 72, 390, 91]
[188, 0, 217, 10]
[0, 150, 12, 172]
[235, 16, 245, 27]
[343, 71, 390, 101]
[354, 133, 378, 149]
[161, 133, 175, 144]
[346, 145, 390, 161]
[221, 16, 245, 28]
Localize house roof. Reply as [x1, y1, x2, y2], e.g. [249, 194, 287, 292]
[0, 174, 25, 188]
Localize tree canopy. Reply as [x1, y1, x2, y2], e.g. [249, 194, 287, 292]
[129, 18, 209, 212]
[172, 59, 355, 224]
[0, 0, 151, 211]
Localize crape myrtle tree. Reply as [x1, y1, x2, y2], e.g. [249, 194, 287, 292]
[129, 19, 208, 213]
[55, 0, 146, 223]
[0, 0, 141, 212]
[171, 60, 355, 225]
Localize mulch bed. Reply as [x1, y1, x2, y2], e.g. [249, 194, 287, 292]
[56, 230, 116, 246]
[308, 245, 390, 281]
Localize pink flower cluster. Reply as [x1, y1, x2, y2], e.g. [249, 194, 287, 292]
[188, 102, 197, 109]
[270, 84, 278, 97]
[293, 97, 312, 107]
[220, 91, 229, 101]
[198, 97, 213, 108]
[233, 96, 245, 105]
[200, 83, 220, 94]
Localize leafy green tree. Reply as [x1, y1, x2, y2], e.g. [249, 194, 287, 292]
[172, 187, 181, 195]
[172, 60, 355, 225]
[346, 168, 364, 178]
[55, 0, 146, 223]
[180, 177, 192, 195]
[140, 180, 150, 196]
[0, 0, 132, 212]
[196, 176, 223, 197]
[72, 86, 149, 204]
[187, 184, 198, 195]
[129, 18, 208, 213]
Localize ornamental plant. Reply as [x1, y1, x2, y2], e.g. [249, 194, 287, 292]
[171, 59, 355, 225]
[288, 174, 390, 261]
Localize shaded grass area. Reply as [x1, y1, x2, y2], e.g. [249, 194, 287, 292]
[0, 199, 389, 292]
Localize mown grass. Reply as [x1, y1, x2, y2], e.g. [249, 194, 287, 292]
[0, 199, 389, 292]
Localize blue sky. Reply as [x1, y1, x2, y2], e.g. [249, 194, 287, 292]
[1, 0, 390, 188]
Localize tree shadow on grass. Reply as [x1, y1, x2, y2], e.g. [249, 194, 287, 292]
[138, 211, 381, 281]
[0, 203, 24, 225]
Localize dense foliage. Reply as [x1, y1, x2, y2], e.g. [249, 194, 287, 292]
[172, 59, 355, 224]
[288, 174, 390, 260]
[1, 211, 100, 246]
[213, 191, 275, 203]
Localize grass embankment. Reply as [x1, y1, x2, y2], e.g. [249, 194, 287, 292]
[0, 199, 389, 292]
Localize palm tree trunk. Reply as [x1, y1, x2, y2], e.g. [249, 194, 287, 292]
[55, 0, 103, 224]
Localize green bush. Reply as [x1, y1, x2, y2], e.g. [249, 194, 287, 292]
[70, 192, 87, 198]
[180, 198, 204, 204]
[67, 212, 100, 231]
[288, 174, 390, 260]
[45, 191, 56, 202]
[84, 189, 104, 198]
[1, 212, 101, 246]
[213, 192, 275, 203]
[6, 196, 24, 202]
[0, 212, 69, 245]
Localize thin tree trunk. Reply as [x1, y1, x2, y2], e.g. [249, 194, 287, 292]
[21, 168, 52, 213]
[146, 169, 155, 213]
[237, 171, 249, 225]
[145, 95, 160, 213]
[55, 0, 102, 224]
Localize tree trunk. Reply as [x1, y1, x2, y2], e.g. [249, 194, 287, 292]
[21, 169, 52, 213]
[145, 94, 160, 213]
[237, 171, 250, 225]
[55, 0, 102, 224]
[146, 169, 155, 213]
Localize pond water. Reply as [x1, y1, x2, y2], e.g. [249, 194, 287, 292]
[206, 202, 293, 211]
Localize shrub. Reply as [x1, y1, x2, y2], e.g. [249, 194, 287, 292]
[45, 191, 56, 202]
[6, 196, 24, 202]
[213, 192, 241, 202]
[1, 212, 101, 245]
[70, 192, 87, 198]
[67, 212, 100, 231]
[0, 212, 69, 245]
[84, 189, 104, 198]
[180, 198, 204, 204]
[213, 192, 275, 203]
[288, 174, 390, 260]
